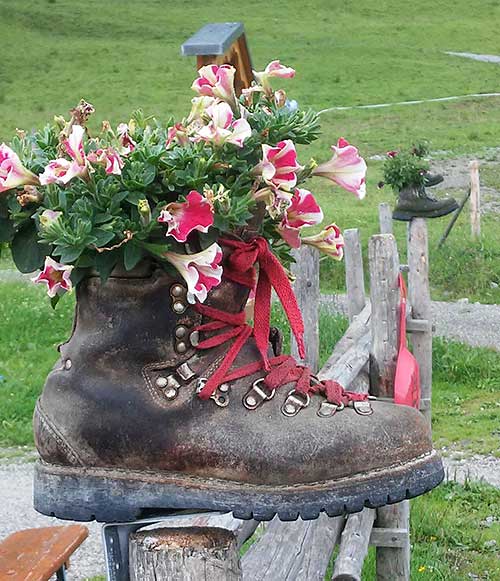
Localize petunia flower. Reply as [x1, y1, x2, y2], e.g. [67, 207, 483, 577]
[158, 190, 214, 242]
[191, 64, 237, 107]
[196, 101, 252, 148]
[258, 140, 302, 190]
[40, 125, 89, 185]
[32, 257, 73, 297]
[39, 209, 62, 228]
[313, 138, 367, 199]
[276, 188, 324, 248]
[0, 143, 40, 193]
[117, 123, 136, 155]
[87, 147, 124, 175]
[163, 243, 223, 303]
[301, 224, 344, 260]
[165, 123, 190, 148]
[253, 60, 295, 93]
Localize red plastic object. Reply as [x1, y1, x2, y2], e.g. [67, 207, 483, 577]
[394, 274, 421, 409]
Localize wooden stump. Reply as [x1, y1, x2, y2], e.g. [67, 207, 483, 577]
[129, 526, 241, 581]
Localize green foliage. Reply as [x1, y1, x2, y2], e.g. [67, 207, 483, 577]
[382, 149, 430, 192]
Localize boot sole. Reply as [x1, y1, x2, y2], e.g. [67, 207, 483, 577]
[33, 451, 443, 522]
[392, 202, 459, 221]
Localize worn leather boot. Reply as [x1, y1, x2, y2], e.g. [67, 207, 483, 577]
[393, 184, 458, 221]
[423, 172, 444, 187]
[33, 238, 443, 522]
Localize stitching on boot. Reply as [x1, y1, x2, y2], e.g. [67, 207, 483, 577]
[36, 401, 84, 466]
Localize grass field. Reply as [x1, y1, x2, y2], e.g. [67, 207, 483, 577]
[2, 0, 500, 302]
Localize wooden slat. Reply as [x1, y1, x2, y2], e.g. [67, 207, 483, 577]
[375, 502, 410, 580]
[0, 525, 88, 581]
[181, 22, 245, 55]
[470, 160, 481, 238]
[407, 219, 432, 425]
[378, 203, 393, 234]
[332, 509, 376, 581]
[369, 527, 408, 548]
[344, 228, 366, 322]
[291, 246, 320, 373]
[242, 514, 344, 581]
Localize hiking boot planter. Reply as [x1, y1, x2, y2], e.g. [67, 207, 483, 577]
[32, 244, 444, 522]
[393, 184, 458, 221]
[0, 63, 443, 523]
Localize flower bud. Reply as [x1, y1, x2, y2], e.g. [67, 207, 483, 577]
[138, 199, 152, 226]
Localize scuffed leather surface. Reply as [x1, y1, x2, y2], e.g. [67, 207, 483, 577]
[35, 265, 434, 486]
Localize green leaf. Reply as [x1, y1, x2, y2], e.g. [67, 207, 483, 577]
[125, 190, 146, 205]
[143, 164, 156, 186]
[91, 229, 116, 247]
[95, 250, 119, 283]
[50, 294, 61, 309]
[123, 242, 143, 271]
[0, 217, 15, 243]
[11, 223, 49, 273]
[54, 245, 84, 264]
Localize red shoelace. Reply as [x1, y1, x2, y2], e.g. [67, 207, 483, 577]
[193, 237, 367, 408]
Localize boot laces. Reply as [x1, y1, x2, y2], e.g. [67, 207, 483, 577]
[192, 237, 368, 408]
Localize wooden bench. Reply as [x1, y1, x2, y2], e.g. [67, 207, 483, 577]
[0, 525, 88, 581]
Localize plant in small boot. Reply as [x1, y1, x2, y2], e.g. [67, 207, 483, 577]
[0, 62, 442, 522]
[382, 145, 457, 221]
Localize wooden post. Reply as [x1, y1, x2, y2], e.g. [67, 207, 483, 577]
[129, 527, 241, 581]
[368, 234, 400, 397]
[344, 228, 366, 322]
[378, 203, 393, 234]
[375, 502, 410, 581]
[368, 233, 410, 581]
[407, 219, 432, 425]
[470, 160, 481, 239]
[291, 245, 320, 373]
[332, 509, 376, 581]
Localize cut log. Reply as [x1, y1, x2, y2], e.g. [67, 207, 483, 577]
[242, 514, 344, 581]
[129, 526, 241, 581]
[378, 203, 393, 234]
[331, 508, 376, 581]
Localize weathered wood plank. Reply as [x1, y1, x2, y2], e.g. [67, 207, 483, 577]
[368, 233, 410, 581]
[375, 502, 410, 580]
[332, 508, 376, 581]
[242, 514, 344, 581]
[181, 22, 244, 55]
[368, 234, 400, 398]
[291, 245, 320, 373]
[344, 228, 366, 322]
[407, 219, 432, 425]
[378, 203, 393, 234]
[130, 527, 241, 581]
[369, 527, 408, 548]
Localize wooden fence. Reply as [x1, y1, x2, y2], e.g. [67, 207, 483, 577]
[123, 207, 433, 581]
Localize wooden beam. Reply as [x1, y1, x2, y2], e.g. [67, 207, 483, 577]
[242, 514, 344, 581]
[375, 502, 410, 580]
[369, 527, 408, 549]
[332, 509, 376, 581]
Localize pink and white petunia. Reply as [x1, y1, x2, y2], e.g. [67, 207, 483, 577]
[40, 125, 89, 185]
[196, 101, 252, 148]
[192, 64, 237, 107]
[88, 147, 124, 175]
[39, 209, 62, 228]
[117, 123, 136, 155]
[259, 140, 302, 190]
[163, 243, 223, 304]
[313, 138, 367, 199]
[158, 190, 214, 243]
[277, 188, 324, 248]
[253, 60, 295, 92]
[301, 224, 344, 260]
[0, 143, 39, 193]
[32, 256, 73, 297]
[165, 123, 190, 148]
